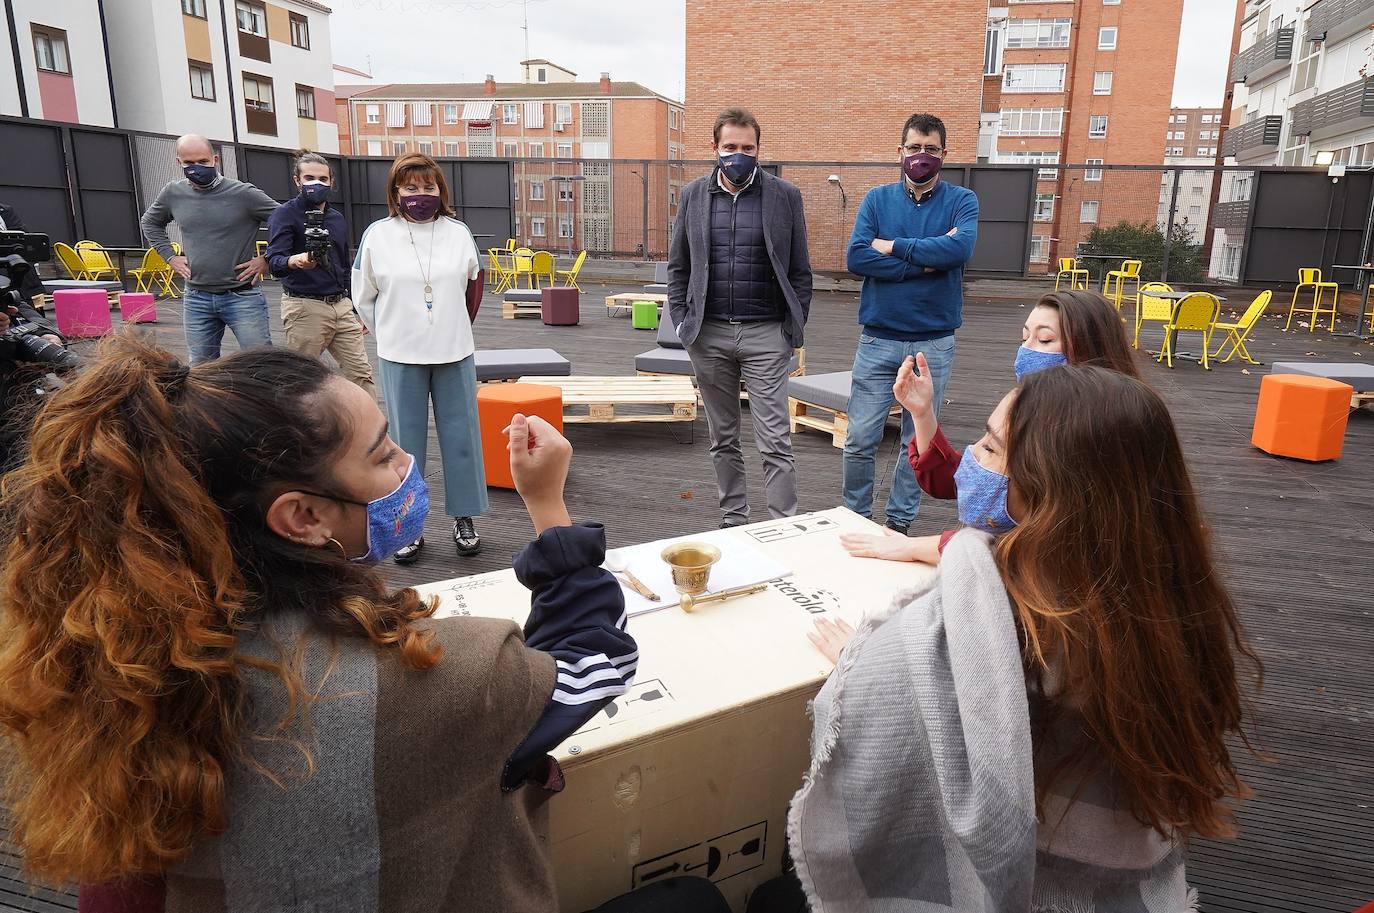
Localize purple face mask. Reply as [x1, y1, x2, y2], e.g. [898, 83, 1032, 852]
[902, 152, 943, 185]
[401, 193, 441, 221]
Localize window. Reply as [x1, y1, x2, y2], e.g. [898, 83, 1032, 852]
[1085, 158, 1103, 181]
[414, 141, 430, 155]
[31, 26, 69, 74]
[530, 181, 545, 201]
[528, 142, 544, 158]
[999, 108, 1065, 136]
[1188, 205, 1202, 217]
[1098, 27, 1117, 49]
[1005, 18, 1072, 49]
[984, 22, 1003, 75]
[537, 67, 547, 82]
[242, 74, 274, 111]
[581, 140, 609, 158]
[1103, 0, 1120, 4]
[1168, 146, 1183, 156]
[444, 104, 458, 124]
[288, 12, 309, 48]
[1029, 236, 1050, 263]
[366, 104, 380, 124]
[503, 103, 519, 124]
[1202, 114, 1217, 124]
[555, 102, 572, 125]
[503, 142, 519, 157]
[1093, 71, 1113, 95]
[182, 0, 207, 16]
[189, 61, 215, 100]
[1002, 64, 1066, 93]
[556, 142, 573, 158]
[531, 217, 546, 237]
[1088, 115, 1108, 138]
[1196, 147, 1209, 157]
[558, 217, 573, 239]
[1191, 185, 1204, 195]
[1034, 193, 1055, 221]
[669, 108, 680, 129]
[366, 140, 382, 156]
[1208, 147, 1217, 156]
[998, 150, 1060, 180]
[1080, 201, 1100, 223]
[393, 141, 406, 155]
[558, 183, 574, 201]
[444, 142, 460, 157]
[295, 84, 315, 118]
[236, 0, 266, 36]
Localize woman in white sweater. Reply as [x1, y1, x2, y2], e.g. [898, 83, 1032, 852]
[353, 153, 486, 562]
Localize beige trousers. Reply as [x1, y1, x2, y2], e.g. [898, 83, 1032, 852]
[280, 293, 377, 399]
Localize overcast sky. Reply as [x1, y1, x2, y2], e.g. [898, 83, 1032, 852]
[328, 0, 1232, 108]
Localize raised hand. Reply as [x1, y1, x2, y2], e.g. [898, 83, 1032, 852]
[505, 413, 573, 533]
[893, 352, 935, 417]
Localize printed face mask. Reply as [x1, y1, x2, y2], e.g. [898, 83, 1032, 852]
[1013, 345, 1068, 382]
[401, 193, 441, 221]
[954, 445, 1017, 535]
[183, 163, 218, 187]
[293, 456, 430, 562]
[901, 152, 942, 185]
[719, 152, 758, 186]
[300, 180, 331, 205]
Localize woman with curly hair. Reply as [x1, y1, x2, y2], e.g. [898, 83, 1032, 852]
[0, 336, 635, 912]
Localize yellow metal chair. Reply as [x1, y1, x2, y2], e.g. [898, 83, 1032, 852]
[1285, 268, 1339, 332]
[558, 249, 588, 291]
[530, 251, 556, 288]
[53, 242, 91, 280]
[505, 238, 516, 252]
[1158, 292, 1220, 370]
[1054, 257, 1089, 291]
[1133, 281, 1173, 349]
[486, 249, 514, 294]
[75, 240, 119, 281]
[127, 248, 182, 298]
[1103, 259, 1142, 312]
[1210, 289, 1271, 365]
[512, 247, 535, 289]
[255, 240, 268, 259]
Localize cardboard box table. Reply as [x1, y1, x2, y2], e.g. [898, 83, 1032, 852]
[414, 507, 935, 912]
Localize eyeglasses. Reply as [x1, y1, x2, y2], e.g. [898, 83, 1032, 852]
[902, 144, 944, 156]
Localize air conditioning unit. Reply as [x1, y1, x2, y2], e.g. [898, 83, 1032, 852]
[555, 122, 567, 132]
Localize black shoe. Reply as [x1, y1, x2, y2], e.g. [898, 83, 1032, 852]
[885, 519, 911, 536]
[393, 536, 424, 565]
[720, 519, 747, 530]
[453, 517, 482, 556]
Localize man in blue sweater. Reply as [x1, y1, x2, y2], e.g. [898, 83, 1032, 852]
[842, 113, 978, 534]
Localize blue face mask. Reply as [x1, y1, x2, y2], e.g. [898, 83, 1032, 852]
[954, 446, 1017, 535]
[299, 180, 330, 205]
[719, 152, 757, 186]
[295, 456, 430, 562]
[1013, 345, 1068, 382]
[183, 163, 218, 187]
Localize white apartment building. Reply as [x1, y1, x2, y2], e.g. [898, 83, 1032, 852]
[2, 0, 337, 152]
[0, 0, 117, 126]
[1214, 0, 1374, 277]
[1158, 108, 1223, 241]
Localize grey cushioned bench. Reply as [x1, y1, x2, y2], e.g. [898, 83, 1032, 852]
[475, 348, 572, 383]
[1272, 361, 1374, 406]
[502, 289, 544, 319]
[788, 371, 900, 448]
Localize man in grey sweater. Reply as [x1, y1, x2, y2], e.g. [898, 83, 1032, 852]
[140, 135, 279, 363]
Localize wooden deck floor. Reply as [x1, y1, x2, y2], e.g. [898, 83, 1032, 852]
[3, 280, 1371, 911]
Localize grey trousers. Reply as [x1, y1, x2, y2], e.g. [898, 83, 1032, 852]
[685, 319, 798, 524]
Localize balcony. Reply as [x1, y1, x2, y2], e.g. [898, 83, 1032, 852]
[1290, 76, 1374, 140]
[1230, 26, 1295, 84]
[1308, 0, 1374, 45]
[1221, 115, 1283, 159]
[1212, 199, 1251, 232]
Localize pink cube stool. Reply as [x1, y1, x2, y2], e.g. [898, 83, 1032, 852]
[53, 289, 113, 338]
[119, 292, 157, 324]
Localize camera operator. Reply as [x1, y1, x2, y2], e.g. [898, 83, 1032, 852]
[264, 152, 376, 397]
[0, 203, 48, 307]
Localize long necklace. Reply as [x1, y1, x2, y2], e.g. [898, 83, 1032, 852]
[406, 218, 437, 322]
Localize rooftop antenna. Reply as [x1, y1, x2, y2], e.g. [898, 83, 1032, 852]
[522, 0, 530, 65]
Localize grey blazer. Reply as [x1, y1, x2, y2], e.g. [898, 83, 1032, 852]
[666, 169, 814, 348]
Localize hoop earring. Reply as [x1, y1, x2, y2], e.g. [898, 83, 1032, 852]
[326, 537, 350, 560]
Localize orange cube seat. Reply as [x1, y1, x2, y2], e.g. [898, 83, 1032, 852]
[1251, 373, 1353, 462]
[475, 383, 564, 489]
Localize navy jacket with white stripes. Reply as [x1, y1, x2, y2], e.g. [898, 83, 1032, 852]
[502, 521, 638, 789]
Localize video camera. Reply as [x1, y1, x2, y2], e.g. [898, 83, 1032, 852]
[0, 232, 81, 372]
[303, 209, 332, 264]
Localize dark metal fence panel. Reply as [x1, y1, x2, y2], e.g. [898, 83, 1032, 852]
[0, 119, 76, 245]
[69, 127, 140, 247]
[946, 166, 1036, 275]
[1241, 169, 1373, 285]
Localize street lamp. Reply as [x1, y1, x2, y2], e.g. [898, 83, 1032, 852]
[549, 173, 586, 258]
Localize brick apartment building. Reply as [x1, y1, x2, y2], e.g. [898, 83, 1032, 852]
[337, 60, 685, 255]
[686, 0, 1187, 271]
[1157, 107, 1223, 241]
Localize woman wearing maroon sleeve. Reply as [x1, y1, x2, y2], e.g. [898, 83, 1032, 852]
[841, 290, 1139, 565]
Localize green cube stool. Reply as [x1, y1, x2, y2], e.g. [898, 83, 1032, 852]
[632, 300, 660, 330]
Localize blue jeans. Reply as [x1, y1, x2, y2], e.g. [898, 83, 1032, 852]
[841, 332, 956, 527]
[183, 286, 272, 364]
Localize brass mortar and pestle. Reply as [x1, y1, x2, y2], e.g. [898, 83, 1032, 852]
[660, 542, 769, 612]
